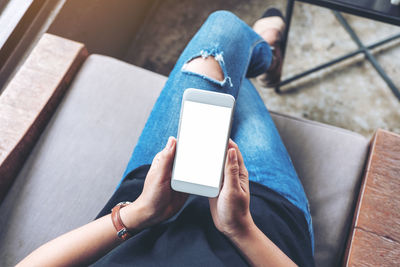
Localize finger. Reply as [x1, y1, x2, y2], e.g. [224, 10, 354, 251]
[227, 139, 236, 149]
[150, 136, 176, 175]
[223, 148, 240, 191]
[235, 146, 247, 176]
[160, 136, 177, 169]
[227, 140, 249, 192]
[228, 140, 247, 174]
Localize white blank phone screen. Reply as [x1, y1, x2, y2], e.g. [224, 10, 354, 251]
[173, 100, 232, 188]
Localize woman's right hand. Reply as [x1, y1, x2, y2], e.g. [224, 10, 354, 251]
[209, 139, 254, 238]
[122, 137, 188, 231]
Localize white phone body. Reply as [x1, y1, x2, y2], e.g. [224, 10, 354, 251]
[171, 88, 235, 198]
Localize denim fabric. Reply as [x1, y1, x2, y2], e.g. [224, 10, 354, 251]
[120, 10, 314, 251]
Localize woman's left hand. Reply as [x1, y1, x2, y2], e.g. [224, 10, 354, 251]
[209, 139, 253, 238]
[121, 137, 188, 231]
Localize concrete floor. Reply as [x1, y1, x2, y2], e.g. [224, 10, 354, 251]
[125, 0, 400, 138]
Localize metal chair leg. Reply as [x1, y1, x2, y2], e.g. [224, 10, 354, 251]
[275, 0, 295, 94]
[334, 11, 400, 100]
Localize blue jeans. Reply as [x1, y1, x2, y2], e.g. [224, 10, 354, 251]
[120, 10, 314, 251]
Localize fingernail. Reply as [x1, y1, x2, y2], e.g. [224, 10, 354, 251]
[166, 137, 173, 150]
[229, 148, 237, 162]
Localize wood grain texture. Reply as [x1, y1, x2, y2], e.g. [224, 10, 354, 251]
[348, 228, 400, 267]
[0, 33, 87, 202]
[344, 129, 400, 266]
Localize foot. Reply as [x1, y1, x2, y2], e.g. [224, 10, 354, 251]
[253, 11, 286, 88]
[253, 16, 285, 48]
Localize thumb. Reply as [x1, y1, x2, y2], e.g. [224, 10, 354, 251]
[150, 136, 176, 173]
[223, 148, 240, 190]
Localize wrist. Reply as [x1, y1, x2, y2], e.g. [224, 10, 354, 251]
[119, 200, 153, 232]
[228, 222, 258, 246]
[223, 214, 256, 240]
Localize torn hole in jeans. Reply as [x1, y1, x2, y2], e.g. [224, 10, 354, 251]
[181, 49, 233, 87]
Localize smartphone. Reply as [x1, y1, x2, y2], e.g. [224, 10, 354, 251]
[171, 88, 235, 197]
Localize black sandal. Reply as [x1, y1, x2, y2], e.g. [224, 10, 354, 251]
[255, 8, 287, 88]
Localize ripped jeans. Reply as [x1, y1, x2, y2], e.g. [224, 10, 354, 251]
[120, 10, 314, 251]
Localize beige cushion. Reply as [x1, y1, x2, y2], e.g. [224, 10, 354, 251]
[0, 54, 369, 266]
[270, 112, 369, 265]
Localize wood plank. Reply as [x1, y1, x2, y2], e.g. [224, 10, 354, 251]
[0, 0, 46, 68]
[343, 129, 400, 266]
[0, 33, 87, 202]
[347, 228, 400, 267]
[357, 130, 400, 242]
[366, 130, 400, 181]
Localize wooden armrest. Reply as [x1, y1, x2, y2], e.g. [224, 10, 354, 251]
[0, 33, 87, 203]
[343, 129, 400, 266]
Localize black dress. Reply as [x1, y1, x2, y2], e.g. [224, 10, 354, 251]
[93, 165, 315, 267]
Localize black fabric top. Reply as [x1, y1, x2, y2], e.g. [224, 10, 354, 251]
[93, 165, 314, 267]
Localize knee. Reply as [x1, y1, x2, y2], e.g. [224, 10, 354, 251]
[204, 10, 244, 38]
[206, 10, 243, 33]
[208, 10, 239, 22]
